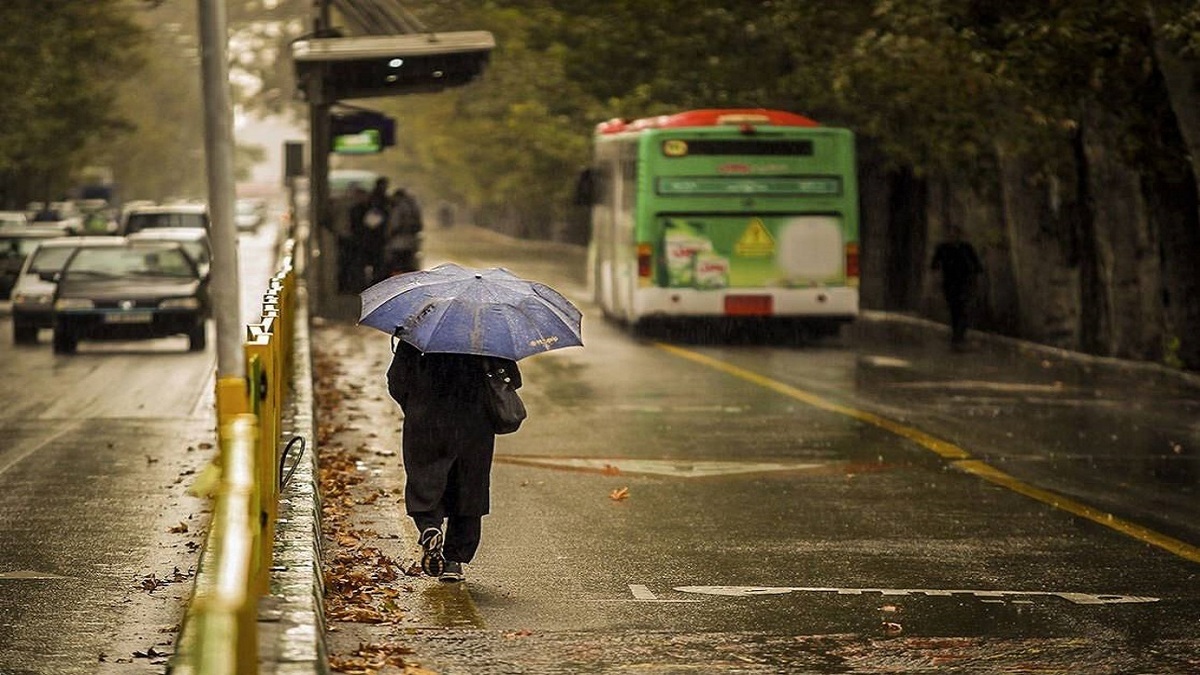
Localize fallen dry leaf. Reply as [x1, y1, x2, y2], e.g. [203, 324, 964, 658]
[139, 574, 166, 592]
[609, 486, 630, 501]
[168, 522, 189, 534]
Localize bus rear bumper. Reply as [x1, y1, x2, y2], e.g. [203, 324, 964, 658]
[631, 286, 858, 321]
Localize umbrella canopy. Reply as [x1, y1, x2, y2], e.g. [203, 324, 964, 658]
[358, 263, 583, 360]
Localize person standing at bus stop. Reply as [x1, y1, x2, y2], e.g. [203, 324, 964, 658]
[931, 226, 983, 349]
[349, 178, 391, 287]
[384, 187, 423, 274]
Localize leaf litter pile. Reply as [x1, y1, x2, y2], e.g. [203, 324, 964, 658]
[314, 341, 432, 675]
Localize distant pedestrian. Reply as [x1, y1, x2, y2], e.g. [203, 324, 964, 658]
[350, 178, 391, 287]
[931, 226, 983, 348]
[437, 201, 454, 229]
[386, 339, 522, 583]
[340, 186, 370, 292]
[384, 187, 423, 274]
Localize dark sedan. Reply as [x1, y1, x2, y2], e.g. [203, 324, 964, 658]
[52, 241, 210, 354]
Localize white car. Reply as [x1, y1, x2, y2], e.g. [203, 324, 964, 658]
[120, 203, 208, 235]
[128, 228, 212, 279]
[235, 198, 267, 232]
[10, 236, 125, 343]
[0, 211, 29, 228]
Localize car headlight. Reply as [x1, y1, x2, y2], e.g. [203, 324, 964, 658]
[159, 297, 201, 310]
[55, 298, 95, 310]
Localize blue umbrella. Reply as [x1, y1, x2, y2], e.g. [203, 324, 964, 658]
[358, 263, 583, 360]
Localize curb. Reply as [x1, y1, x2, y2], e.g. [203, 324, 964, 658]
[259, 278, 330, 674]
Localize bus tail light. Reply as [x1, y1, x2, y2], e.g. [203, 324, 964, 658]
[845, 242, 860, 279]
[637, 243, 653, 279]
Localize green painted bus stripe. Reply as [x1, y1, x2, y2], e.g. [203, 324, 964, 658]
[656, 342, 1200, 564]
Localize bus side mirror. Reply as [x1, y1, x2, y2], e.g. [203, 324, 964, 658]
[572, 168, 595, 206]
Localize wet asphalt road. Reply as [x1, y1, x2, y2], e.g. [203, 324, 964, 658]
[320, 224, 1200, 674]
[0, 221, 280, 674]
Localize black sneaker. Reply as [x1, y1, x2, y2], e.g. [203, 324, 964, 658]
[418, 527, 445, 577]
[439, 560, 465, 583]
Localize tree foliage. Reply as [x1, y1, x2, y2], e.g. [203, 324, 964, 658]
[332, 0, 1196, 232]
[0, 0, 143, 205]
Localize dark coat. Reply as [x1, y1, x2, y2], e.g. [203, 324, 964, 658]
[931, 241, 982, 296]
[386, 341, 521, 517]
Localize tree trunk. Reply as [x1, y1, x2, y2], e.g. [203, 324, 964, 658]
[1141, 56, 1200, 369]
[1077, 103, 1163, 360]
[996, 149, 1081, 348]
[884, 167, 927, 311]
[856, 143, 893, 310]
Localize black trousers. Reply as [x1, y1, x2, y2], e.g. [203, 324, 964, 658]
[412, 511, 483, 563]
[943, 285, 971, 343]
[337, 237, 360, 293]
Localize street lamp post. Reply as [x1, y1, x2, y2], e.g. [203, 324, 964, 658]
[197, 0, 245, 414]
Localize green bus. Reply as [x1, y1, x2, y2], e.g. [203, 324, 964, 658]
[586, 108, 859, 332]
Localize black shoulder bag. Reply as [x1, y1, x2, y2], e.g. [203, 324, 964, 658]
[483, 364, 526, 434]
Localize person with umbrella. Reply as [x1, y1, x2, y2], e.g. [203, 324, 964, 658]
[360, 264, 583, 582]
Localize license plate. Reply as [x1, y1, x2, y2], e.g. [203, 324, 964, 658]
[104, 312, 153, 324]
[724, 295, 773, 316]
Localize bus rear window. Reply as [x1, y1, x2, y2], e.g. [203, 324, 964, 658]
[662, 139, 814, 157]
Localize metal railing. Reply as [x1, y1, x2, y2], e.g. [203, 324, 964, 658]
[172, 240, 298, 674]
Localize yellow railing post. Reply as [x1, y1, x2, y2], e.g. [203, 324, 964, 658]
[175, 413, 260, 675]
[243, 330, 279, 594]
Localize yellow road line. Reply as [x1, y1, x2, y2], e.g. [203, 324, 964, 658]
[655, 342, 1200, 564]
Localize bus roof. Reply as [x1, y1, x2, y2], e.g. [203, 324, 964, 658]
[595, 109, 820, 135]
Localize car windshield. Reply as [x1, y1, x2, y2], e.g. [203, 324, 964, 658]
[126, 212, 206, 232]
[65, 247, 195, 279]
[29, 246, 77, 273]
[179, 241, 209, 265]
[16, 238, 51, 256]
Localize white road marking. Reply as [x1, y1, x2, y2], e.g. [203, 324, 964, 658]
[860, 356, 912, 368]
[497, 457, 828, 478]
[581, 585, 700, 603]
[885, 380, 1069, 393]
[672, 586, 1159, 605]
[609, 404, 746, 414]
[629, 584, 658, 600]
